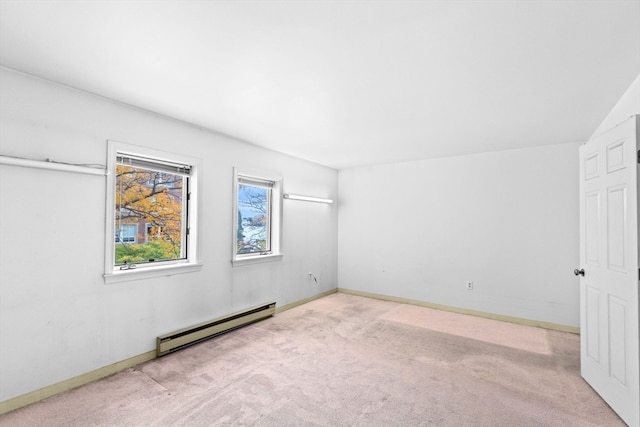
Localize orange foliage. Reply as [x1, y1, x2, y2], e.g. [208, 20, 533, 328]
[115, 165, 184, 261]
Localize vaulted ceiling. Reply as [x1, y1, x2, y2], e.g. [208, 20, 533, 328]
[1, 1, 638, 169]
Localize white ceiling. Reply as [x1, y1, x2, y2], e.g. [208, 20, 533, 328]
[0, 1, 638, 169]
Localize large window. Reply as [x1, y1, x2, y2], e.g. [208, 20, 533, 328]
[105, 141, 201, 283]
[114, 155, 187, 264]
[233, 169, 282, 265]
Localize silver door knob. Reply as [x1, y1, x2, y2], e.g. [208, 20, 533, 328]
[574, 268, 585, 276]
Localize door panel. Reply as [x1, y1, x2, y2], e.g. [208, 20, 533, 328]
[607, 140, 626, 173]
[585, 191, 600, 265]
[608, 296, 626, 384]
[585, 152, 599, 179]
[585, 285, 601, 362]
[579, 115, 639, 427]
[607, 185, 626, 271]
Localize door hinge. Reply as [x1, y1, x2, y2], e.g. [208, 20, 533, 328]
[637, 150, 639, 164]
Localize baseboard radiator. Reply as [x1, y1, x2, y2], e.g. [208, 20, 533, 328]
[157, 302, 276, 356]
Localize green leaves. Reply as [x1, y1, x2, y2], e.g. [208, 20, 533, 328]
[115, 240, 180, 264]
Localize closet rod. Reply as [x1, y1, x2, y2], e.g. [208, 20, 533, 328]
[0, 155, 108, 176]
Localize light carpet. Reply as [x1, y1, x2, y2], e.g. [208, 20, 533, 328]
[0, 293, 624, 426]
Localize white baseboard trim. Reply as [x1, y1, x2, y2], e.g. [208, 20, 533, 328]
[2, 286, 575, 416]
[0, 289, 340, 416]
[0, 350, 157, 416]
[338, 288, 580, 334]
[276, 288, 338, 313]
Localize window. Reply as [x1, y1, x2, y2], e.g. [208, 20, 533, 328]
[116, 224, 137, 243]
[104, 141, 201, 283]
[146, 224, 166, 241]
[232, 169, 282, 265]
[237, 177, 271, 254]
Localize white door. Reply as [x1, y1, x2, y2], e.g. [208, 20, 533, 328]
[578, 115, 639, 427]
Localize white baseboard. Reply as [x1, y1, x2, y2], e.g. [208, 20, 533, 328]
[2, 286, 576, 416]
[338, 288, 580, 334]
[0, 288, 339, 416]
[0, 350, 156, 416]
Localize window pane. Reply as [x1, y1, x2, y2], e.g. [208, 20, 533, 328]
[237, 183, 271, 254]
[116, 224, 137, 243]
[114, 164, 186, 265]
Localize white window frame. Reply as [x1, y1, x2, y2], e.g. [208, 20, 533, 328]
[104, 140, 202, 283]
[232, 167, 283, 266]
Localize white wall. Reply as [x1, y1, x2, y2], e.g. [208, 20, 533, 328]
[338, 142, 580, 327]
[591, 74, 640, 138]
[0, 68, 338, 402]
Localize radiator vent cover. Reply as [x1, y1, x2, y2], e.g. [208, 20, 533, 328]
[156, 302, 276, 356]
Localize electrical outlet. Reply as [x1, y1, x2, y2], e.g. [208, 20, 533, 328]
[465, 281, 473, 290]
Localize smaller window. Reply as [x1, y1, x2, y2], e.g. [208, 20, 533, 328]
[146, 224, 166, 241]
[116, 224, 137, 243]
[232, 169, 282, 265]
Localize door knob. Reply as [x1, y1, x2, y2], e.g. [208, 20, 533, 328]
[574, 268, 585, 276]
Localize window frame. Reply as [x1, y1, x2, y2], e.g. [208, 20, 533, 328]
[232, 167, 283, 266]
[104, 140, 202, 283]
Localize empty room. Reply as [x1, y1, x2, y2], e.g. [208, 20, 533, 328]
[0, 1, 639, 426]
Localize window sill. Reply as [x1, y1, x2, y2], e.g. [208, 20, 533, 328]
[103, 262, 203, 284]
[231, 253, 283, 267]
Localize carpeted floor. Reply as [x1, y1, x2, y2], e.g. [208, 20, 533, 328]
[0, 293, 625, 426]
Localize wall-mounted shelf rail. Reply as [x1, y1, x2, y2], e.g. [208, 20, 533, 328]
[0, 155, 108, 176]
